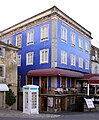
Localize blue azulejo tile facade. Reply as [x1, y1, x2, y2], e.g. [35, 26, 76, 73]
[57, 20, 91, 73]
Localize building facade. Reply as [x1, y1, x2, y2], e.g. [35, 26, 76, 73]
[91, 45, 99, 74]
[0, 6, 92, 111]
[0, 41, 19, 109]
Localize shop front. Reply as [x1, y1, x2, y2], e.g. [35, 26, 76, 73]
[27, 68, 86, 112]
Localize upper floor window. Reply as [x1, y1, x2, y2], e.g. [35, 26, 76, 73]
[61, 50, 67, 64]
[40, 24, 49, 42]
[0, 47, 5, 57]
[0, 64, 5, 78]
[78, 37, 83, 49]
[95, 50, 98, 60]
[70, 54, 76, 66]
[78, 57, 83, 68]
[16, 34, 22, 48]
[17, 55, 21, 66]
[26, 52, 34, 65]
[71, 32, 76, 46]
[6, 38, 12, 45]
[61, 26, 67, 43]
[85, 59, 89, 70]
[85, 41, 89, 52]
[40, 49, 49, 64]
[27, 30, 34, 45]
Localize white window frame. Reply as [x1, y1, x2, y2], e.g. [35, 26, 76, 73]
[85, 59, 89, 70]
[61, 50, 67, 64]
[40, 49, 49, 64]
[26, 52, 34, 65]
[85, 41, 89, 52]
[78, 37, 83, 49]
[0, 64, 6, 78]
[71, 32, 76, 46]
[0, 47, 5, 57]
[17, 55, 21, 66]
[70, 54, 76, 66]
[40, 24, 49, 42]
[78, 57, 83, 68]
[61, 26, 67, 43]
[27, 30, 34, 45]
[16, 34, 22, 48]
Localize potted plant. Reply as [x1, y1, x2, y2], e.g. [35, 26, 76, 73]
[5, 88, 16, 109]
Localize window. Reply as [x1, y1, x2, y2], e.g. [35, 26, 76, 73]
[40, 49, 49, 64]
[40, 24, 49, 41]
[6, 38, 12, 45]
[27, 30, 34, 45]
[71, 32, 76, 46]
[16, 34, 22, 48]
[78, 37, 83, 49]
[61, 26, 67, 43]
[61, 50, 67, 64]
[26, 52, 34, 65]
[78, 57, 83, 68]
[85, 59, 89, 70]
[0, 64, 5, 78]
[27, 77, 32, 85]
[85, 41, 89, 52]
[0, 48, 5, 57]
[17, 55, 21, 66]
[70, 54, 76, 66]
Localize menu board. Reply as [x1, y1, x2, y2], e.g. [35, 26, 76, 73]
[84, 98, 95, 109]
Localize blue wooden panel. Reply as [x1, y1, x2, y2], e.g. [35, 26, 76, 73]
[48, 77, 51, 88]
[57, 77, 60, 88]
[67, 77, 70, 88]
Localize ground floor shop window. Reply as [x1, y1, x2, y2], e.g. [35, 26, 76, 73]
[27, 77, 32, 85]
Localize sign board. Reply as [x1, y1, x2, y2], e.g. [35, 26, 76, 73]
[84, 98, 95, 109]
[48, 97, 53, 107]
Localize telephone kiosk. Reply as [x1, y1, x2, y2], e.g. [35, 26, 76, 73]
[23, 85, 39, 114]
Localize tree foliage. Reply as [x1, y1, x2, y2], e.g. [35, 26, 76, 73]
[5, 88, 16, 106]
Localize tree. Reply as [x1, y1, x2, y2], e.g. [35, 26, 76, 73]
[5, 88, 16, 107]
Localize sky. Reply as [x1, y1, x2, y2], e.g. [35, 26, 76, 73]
[0, 0, 99, 48]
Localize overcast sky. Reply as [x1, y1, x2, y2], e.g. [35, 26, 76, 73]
[0, 0, 99, 47]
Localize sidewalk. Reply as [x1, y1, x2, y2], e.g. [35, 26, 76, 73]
[0, 108, 61, 118]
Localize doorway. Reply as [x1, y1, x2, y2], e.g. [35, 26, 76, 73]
[41, 77, 47, 94]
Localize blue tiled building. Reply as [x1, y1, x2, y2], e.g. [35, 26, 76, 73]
[0, 6, 92, 111]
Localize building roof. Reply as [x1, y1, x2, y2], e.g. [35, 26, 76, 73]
[27, 68, 84, 78]
[0, 6, 92, 39]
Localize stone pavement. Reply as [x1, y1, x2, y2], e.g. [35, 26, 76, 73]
[0, 108, 61, 118]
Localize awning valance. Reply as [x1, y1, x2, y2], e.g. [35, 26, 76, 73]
[0, 84, 9, 91]
[27, 68, 84, 78]
[84, 74, 99, 84]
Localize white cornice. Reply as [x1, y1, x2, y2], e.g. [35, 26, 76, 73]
[1, 6, 92, 38]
